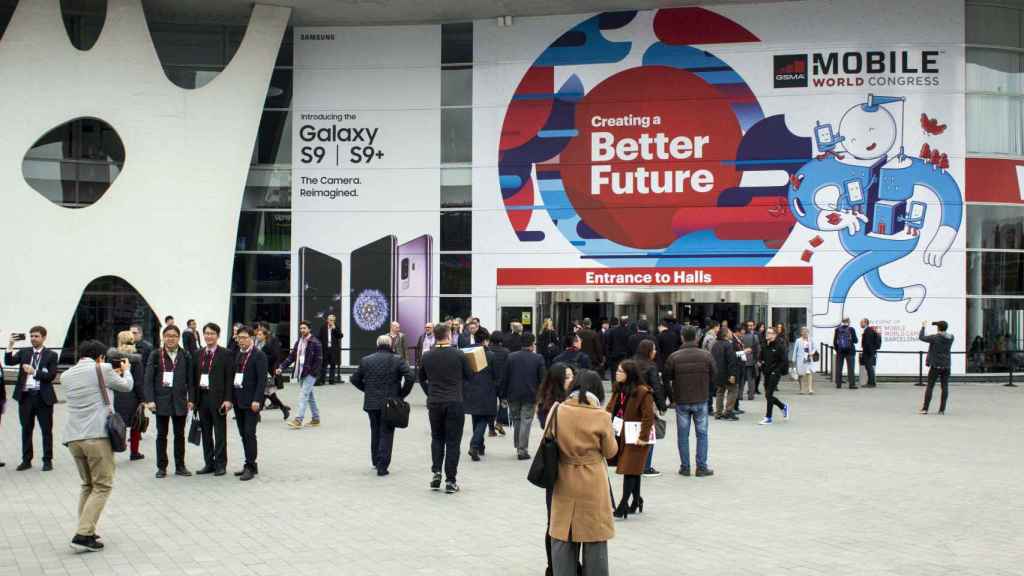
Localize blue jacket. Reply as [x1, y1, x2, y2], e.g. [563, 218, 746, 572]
[501, 349, 546, 403]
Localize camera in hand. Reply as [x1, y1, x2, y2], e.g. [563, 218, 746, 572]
[11, 333, 26, 341]
[106, 350, 126, 367]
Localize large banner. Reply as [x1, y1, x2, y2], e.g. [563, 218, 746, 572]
[473, 0, 966, 372]
[292, 26, 440, 364]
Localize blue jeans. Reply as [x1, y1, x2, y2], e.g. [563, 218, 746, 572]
[295, 375, 320, 422]
[675, 402, 709, 471]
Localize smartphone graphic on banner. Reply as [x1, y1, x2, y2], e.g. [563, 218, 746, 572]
[297, 247, 343, 338]
[350, 235, 397, 364]
[398, 235, 433, 355]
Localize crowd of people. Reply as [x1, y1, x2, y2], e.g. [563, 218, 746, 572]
[0, 311, 954, 569]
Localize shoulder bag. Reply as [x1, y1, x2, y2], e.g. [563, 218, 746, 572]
[96, 365, 128, 453]
[188, 410, 203, 446]
[382, 356, 411, 429]
[527, 402, 560, 489]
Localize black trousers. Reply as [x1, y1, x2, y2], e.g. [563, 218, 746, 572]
[322, 354, 339, 383]
[428, 401, 465, 482]
[19, 393, 53, 464]
[924, 367, 950, 412]
[235, 408, 260, 468]
[198, 399, 228, 469]
[366, 409, 396, 471]
[835, 349, 856, 386]
[765, 373, 786, 418]
[155, 414, 187, 470]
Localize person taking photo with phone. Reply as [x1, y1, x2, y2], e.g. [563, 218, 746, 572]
[6, 326, 59, 471]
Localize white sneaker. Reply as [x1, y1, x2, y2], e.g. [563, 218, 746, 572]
[759, 417, 773, 425]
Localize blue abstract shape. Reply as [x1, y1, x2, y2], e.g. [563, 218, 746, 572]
[734, 114, 813, 173]
[576, 220, 605, 240]
[552, 30, 586, 47]
[536, 15, 632, 66]
[597, 11, 637, 29]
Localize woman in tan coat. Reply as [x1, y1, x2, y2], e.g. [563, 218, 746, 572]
[547, 370, 617, 576]
[607, 360, 655, 519]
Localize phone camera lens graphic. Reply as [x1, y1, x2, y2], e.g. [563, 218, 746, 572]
[353, 289, 389, 331]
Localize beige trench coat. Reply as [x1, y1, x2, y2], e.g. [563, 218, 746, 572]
[547, 398, 618, 543]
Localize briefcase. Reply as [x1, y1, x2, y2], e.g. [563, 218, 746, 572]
[187, 412, 202, 446]
[382, 398, 410, 429]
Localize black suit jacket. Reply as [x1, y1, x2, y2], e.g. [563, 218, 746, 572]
[262, 337, 283, 372]
[232, 348, 268, 408]
[183, 330, 200, 355]
[144, 347, 194, 416]
[608, 326, 630, 359]
[193, 346, 235, 407]
[626, 332, 657, 358]
[500, 350, 546, 403]
[319, 325, 342, 361]
[5, 347, 59, 405]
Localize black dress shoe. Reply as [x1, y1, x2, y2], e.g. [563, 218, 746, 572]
[16, 462, 31, 471]
[468, 448, 480, 461]
[517, 453, 531, 461]
[849, 385, 859, 389]
[42, 462, 53, 471]
[70, 534, 103, 552]
[282, 406, 291, 420]
[377, 469, 389, 477]
[239, 467, 255, 481]
[234, 469, 246, 476]
[155, 469, 167, 478]
[214, 468, 226, 476]
[196, 466, 215, 475]
[130, 453, 145, 461]
[0, 461, 5, 467]
[175, 467, 193, 477]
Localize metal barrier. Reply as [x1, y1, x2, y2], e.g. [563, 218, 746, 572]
[818, 343, 1016, 387]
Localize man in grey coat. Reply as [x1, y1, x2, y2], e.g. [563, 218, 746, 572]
[62, 340, 133, 552]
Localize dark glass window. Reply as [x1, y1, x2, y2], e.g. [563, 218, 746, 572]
[243, 168, 291, 209]
[440, 211, 472, 251]
[967, 205, 1024, 250]
[265, 67, 293, 109]
[440, 254, 472, 294]
[966, 297, 1024, 372]
[232, 254, 290, 293]
[23, 118, 125, 208]
[441, 22, 473, 64]
[441, 108, 472, 163]
[59, 276, 160, 364]
[61, 0, 105, 51]
[0, 4, 14, 42]
[253, 111, 291, 165]
[968, 251, 1024, 296]
[236, 211, 291, 251]
[440, 297, 472, 322]
[231, 295, 290, 339]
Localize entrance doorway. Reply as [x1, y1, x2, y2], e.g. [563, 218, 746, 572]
[553, 302, 615, 336]
[500, 306, 534, 334]
[771, 307, 808, 343]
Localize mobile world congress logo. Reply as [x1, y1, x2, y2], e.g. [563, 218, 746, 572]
[774, 54, 808, 88]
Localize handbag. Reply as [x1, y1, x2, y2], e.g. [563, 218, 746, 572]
[96, 365, 127, 453]
[527, 402, 560, 489]
[135, 403, 150, 434]
[381, 356, 411, 428]
[187, 411, 202, 446]
[654, 414, 667, 440]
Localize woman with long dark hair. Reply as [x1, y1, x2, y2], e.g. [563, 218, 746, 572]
[536, 362, 573, 429]
[546, 369, 615, 576]
[607, 360, 655, 519]
[632, 340, 666, 476]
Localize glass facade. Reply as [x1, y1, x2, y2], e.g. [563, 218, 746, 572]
[966, 1, 1024, 372]
[439, 23, 474, 322]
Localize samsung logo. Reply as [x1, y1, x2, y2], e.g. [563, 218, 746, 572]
[300, 33, 335, 41]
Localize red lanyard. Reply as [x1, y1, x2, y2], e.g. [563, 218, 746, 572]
[617, 392, 626, 418]
[201, 348, 215, 372]
[238, 349, 253, 374]
[161, 350, 179, 372]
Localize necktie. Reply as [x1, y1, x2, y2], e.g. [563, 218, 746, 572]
[32, 351, 39, 370]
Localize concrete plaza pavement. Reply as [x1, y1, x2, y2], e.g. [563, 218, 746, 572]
[0, 377, 1021, 575]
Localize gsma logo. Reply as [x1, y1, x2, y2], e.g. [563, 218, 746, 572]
[774, 54, 808, 88]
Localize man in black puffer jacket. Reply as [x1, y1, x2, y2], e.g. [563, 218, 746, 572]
[351, 335, 415, 477]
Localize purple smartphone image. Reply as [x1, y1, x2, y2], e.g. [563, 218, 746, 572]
[397, 234, 433, 354]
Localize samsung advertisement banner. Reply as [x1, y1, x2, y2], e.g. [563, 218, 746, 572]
[292, 26, 440, 364]
[294, 0, 966, 373]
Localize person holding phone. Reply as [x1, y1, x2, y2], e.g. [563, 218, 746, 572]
[143, 325, 194, 478]
[193, 323, 235, 477]
[919, 320, 954, 415]
[232, 326, 267, 481]
[6, 326, 59, 471]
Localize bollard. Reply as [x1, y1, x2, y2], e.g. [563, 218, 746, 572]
[1007, 362, 1017, 387]
[916, 351, 925, 386]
